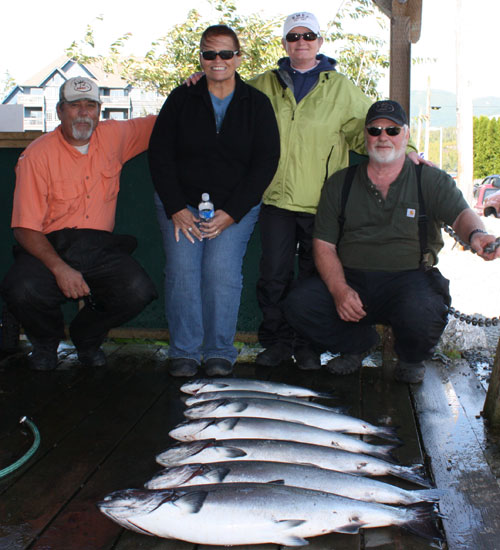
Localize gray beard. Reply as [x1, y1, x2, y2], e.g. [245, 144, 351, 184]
[72, 117, 94, 141]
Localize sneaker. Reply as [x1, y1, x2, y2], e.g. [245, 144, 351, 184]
[294, 347, 321, 370]
[325, 352, 364, 375]
[169, 358, 199, 377]
[255, 343, 293, 367]
[29, 337, 60, 371]
[77, 347, 107, 367]
[204, 358, 233, 377]
[394, 360, 426, 384]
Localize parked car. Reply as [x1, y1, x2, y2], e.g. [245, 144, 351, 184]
[483, 189, 500, 218]
[473, 175, 500, 215]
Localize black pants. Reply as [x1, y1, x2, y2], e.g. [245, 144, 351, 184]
[0, 229, 157, 350]
[256, 204, 316, 350]
[283, 268, 450, 363]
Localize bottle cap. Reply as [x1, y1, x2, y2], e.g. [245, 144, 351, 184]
[202, 193, 210, 201]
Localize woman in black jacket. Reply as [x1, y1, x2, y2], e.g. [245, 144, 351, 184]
[149, 24, 280, 377]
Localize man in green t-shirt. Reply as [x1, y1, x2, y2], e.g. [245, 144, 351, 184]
[284, 100, 500, 383]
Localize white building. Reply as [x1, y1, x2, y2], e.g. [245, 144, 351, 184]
[1, 56, 165, 132]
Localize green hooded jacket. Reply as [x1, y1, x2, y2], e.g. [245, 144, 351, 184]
[249, 64, 373, 214]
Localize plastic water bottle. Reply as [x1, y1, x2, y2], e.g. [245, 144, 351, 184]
[198, 193, 214, 221]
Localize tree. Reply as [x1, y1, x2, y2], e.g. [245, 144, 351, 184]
[66, 0, 389, 98]
[324, 0, 389, 98]
[0, 71, 16, 102]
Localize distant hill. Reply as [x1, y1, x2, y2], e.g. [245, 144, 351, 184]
[410, 90, 500, 128]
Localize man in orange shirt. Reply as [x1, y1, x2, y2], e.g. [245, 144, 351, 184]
[1, 77, 158, 370]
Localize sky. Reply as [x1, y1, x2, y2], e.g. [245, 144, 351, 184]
[0, 0, 496, 99]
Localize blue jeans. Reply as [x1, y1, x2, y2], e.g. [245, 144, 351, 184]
[154, 194, 260, 364]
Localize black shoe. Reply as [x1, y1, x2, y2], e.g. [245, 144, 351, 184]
[255, 343, 293, 367]
[325, 352, 364, 375]
[169, 358, 199, 377]
[395, 360, 426, 384]
[28, 337, 60, 371]
[204, 358, 233, 376]
[294, 347, 321, 370]
[77, 347, 107, 367]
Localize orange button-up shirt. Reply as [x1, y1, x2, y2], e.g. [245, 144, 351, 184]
[12, 115, 156, 234]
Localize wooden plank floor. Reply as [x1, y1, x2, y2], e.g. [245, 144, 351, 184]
[1, 341, 500, 549]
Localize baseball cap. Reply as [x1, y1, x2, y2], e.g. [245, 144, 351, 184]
[365, 100, 408, 126]
[283, 12, 321, 37]
[59, 77, 101, 104]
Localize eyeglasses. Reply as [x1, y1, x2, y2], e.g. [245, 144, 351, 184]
[285, 32, 319, 42]
[366, 126, 402, 137]
[200, 50, 239, 60]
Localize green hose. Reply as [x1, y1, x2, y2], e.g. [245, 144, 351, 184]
[0, 417, 40, 478]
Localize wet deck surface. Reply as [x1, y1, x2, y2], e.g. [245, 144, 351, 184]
[1, 340, 500, 550]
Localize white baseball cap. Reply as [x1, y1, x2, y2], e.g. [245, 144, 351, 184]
[283, 12, 321, 37]
[59, 77, 101, 104]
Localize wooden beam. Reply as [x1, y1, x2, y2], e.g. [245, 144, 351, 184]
[375, 1, 423, 114]
[389, 8, 411, 114]
[0, 131, 43, 148]
[483, 337, 500, 426]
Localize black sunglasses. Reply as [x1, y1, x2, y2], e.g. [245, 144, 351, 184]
[201, 50, 239, 60]
[285, 32, 319, 42]
[366, 126, 402, 137]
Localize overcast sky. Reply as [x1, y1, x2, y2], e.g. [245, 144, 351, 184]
[1, 0, 494, 98]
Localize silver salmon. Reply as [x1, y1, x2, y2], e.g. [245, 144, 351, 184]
[98, 483, 442, 546]
[181, 378, 334, 398]
[169, 417, 396, 461]
[145, 460, 443, 505]
[183, 390, 338, 410]
[156, 439, 430, 487]
[184, 397, 399, 441]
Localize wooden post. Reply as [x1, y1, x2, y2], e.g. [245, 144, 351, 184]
[389, 7, 411, 114]
[373, 0, 422, 112]
[483, 338, 500, 427]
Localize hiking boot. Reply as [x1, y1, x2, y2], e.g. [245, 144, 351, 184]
[395, 360, 426, 384]
[169, 358, 199, 377]
[255, 343, 293, 367]
[77, 347, 107, 367]
[28, 337, 60, 371]
[294, 347, 321, 370]
[325, 352, 364, 375]
[204, 358, 233, 377]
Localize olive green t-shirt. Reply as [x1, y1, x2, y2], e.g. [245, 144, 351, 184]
[314, 158, 469, 271]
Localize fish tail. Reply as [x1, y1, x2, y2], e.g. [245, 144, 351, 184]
[414, 488, 445, 502]
[401, 503, 444, 541]
[315, 391, 336, 399]
[370, 444, 397, 462]
[376, 425, 402, 443]
[392, 464, 432, 487]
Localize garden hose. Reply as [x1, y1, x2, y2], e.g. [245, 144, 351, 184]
[0, 417, 40, 478]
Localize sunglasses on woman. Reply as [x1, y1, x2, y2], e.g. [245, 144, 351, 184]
[366, 126, 402, 137]
[285, 32, 319, 42]
[201, 50, 239, 60]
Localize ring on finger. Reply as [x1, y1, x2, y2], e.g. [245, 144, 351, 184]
[187, 227, 193, 232]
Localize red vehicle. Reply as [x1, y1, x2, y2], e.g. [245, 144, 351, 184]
[473, 175, 500, 215]
[483, 189, 500, 218]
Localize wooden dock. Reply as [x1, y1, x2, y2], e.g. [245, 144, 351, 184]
[1, 340, 500, 550]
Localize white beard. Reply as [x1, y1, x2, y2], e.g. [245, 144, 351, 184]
[368, 141, 406, 164]
[71, 117, 95, 141]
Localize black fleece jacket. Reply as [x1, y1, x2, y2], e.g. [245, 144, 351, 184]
[148, 73, 280, 222]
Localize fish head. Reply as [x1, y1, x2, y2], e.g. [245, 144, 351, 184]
[156, 440, 217, 465]
[184, 398, 246, 419]
[145, 464, 209, 489]
[98, 488, 174, 528]
[169, 418, 214, 441]
[180, 378, 208, 395]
